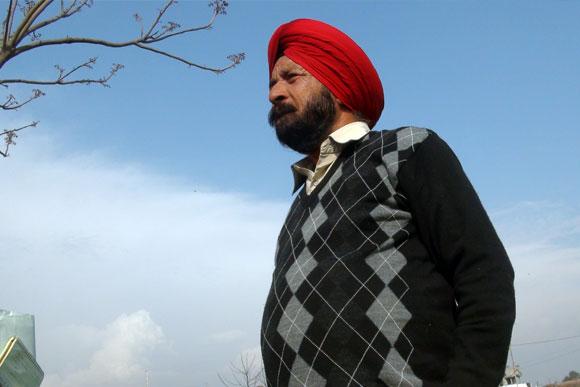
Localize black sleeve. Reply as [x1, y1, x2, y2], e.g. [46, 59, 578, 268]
[397, 131, 516, 386]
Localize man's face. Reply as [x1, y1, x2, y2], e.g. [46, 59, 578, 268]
[268, 56, 337, 155]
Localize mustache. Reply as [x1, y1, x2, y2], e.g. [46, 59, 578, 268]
[268, 103, 297, 126]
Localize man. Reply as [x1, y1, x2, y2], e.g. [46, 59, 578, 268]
[261, 19, 515, 387]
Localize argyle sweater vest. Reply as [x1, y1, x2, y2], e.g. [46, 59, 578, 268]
[261, 127, 515, 387]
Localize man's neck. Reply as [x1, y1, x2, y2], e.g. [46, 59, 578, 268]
[308, 114, 359, 164]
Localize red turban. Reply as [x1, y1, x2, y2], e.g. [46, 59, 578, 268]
[268, 19, 384, 128]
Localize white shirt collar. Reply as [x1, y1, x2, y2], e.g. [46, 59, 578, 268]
[327, 121, 370, 144]
[291, 121, 370, 193]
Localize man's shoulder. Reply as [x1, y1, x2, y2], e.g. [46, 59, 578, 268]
[360, 126, 436, 153]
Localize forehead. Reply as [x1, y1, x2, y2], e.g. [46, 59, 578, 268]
[271, 56, 308, 77]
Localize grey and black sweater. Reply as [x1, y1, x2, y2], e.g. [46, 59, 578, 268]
[261, 127, 515, 387]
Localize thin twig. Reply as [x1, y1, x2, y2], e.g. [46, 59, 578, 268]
[0, 57, 123, 87]
[0, 121, 38, 156]
[135, 43, 239, 73]
[0, 88, 44, 110]
[143, 0, 174, 39]
[26, 0, 92, 39]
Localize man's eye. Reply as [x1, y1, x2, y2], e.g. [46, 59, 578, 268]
[287, 73, 300, 81]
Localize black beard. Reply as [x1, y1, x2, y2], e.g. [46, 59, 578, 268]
[268, 88, 337, 155]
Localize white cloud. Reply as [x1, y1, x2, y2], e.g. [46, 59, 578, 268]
[492, 202, 580, 384]
[210, 329, 247, 343]
[493, 201, 580, 248]
[0, 133, 287, 386]
[43, 310, 164, 387]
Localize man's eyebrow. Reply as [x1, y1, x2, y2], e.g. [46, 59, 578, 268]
[269, 68, 306, 88]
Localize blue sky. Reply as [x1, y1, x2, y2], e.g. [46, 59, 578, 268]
[2, 1, 580, 386]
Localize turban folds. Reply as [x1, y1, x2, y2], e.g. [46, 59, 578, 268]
[268, 19, 384, 128]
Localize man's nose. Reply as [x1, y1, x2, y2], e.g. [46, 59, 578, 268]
[269, 82, 288, 105]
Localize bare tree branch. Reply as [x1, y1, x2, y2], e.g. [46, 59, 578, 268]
[26, 0, 92, 40]
[143, 0, 221, 44]
[1, 88, 44, 110]
[135, 43, 243, 73]
[11, 0, 53, 48]
[0, 57, 123, 88]
[0, 121, 38, 157]
[2, 0, 17, 49]
[142, 0, 175, 40]
[218, 352, 266, 387]
[0, 0, 242, 74]
[0, 0, 244, 156]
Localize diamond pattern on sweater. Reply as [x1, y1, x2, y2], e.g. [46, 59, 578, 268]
[290, 355, 327, 387]
[365, 249, 407, 283]
[397, 126, 429, 152]
[276, 295, 314, 353]
[301, 202, 328, 244]
[380, 348, 422, 387]
[285, 249, 317, 294]
[262, 128, 432, 387]
[367, 287, 412, 345]
[370, 205, 410, 239]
